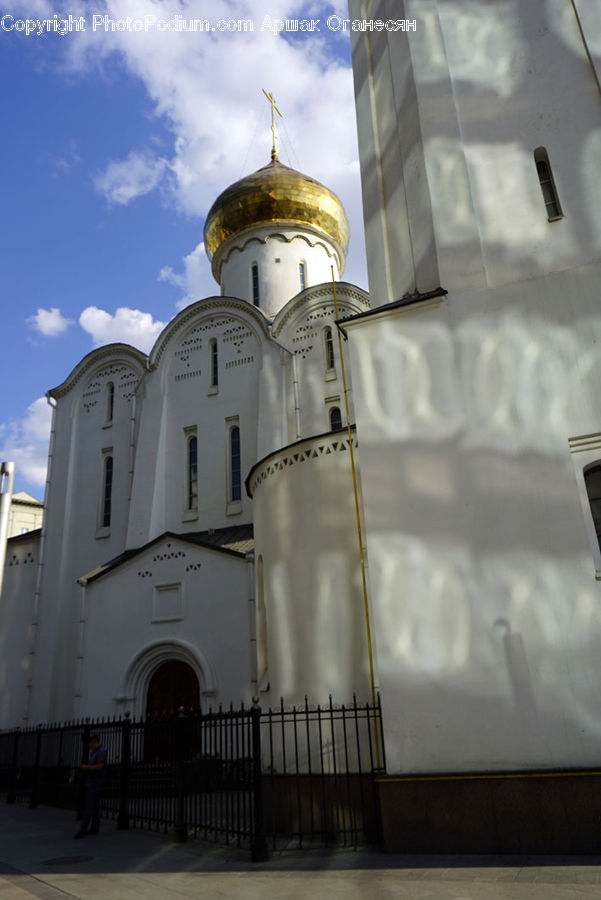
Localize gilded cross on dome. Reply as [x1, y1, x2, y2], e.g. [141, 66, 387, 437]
[262, 89, 283, 161]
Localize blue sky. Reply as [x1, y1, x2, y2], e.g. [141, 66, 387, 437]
[0, 0, 367, 496]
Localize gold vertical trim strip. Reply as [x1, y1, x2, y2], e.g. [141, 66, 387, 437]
[331, 267, 381, 769]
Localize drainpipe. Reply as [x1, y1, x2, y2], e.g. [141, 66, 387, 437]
[23, 395, 56, 724]
[0, 461, 15, 597]
[246, 551, 258, 699]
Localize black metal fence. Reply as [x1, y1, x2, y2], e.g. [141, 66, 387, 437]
[0, 696, 385, 859]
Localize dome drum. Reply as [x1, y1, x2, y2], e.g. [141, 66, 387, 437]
[204, 159, 350, 283]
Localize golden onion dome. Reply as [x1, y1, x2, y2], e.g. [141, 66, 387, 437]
[203, 157, 350, 272]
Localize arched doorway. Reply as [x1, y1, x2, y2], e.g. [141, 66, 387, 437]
[146, 660, 200, 717]
[144, 661, 201, 762]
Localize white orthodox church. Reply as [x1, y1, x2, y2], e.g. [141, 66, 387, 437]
[0, 139, 372, 730]
[2, 0, 601, 853]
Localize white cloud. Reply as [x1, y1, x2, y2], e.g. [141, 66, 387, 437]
[94, 150, 169, 205]
[49, 0, 366, 285]
[159, 242, 216, 309]
[27, 307, 74, 337]
[0, 398, 52, 490]
[157, 266, 185, 290]
[78, 306, 167, 352]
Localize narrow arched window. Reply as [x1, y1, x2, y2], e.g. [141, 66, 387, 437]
[299, 261, 307, 291]
[584, 463, 601, 552]
[106, 382, 114, 422]
[188, 436, 198, 510]
[329, 407, 342, 431]
[102, 456, 113, 528]
[324, 327, 335, 370]
[210, 339, 218, 387]
[230, 426, 241, 501]
[534, 148, 562, 220]
[251, 264, 260, 306]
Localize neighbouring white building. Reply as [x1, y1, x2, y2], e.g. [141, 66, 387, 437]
[7, 493, 44, 539]
[344, 0, 601, 851]
[0, 149, 371, 729]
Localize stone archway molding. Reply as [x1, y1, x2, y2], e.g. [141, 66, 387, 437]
[119, 639, 217, 718]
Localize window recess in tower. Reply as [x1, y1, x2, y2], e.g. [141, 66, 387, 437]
[329, 406, 343, 431]
[183, 427, 199, 521]
[534, 148, 563, 221]
[299, 261, 307, 291]
[226, 417, 242, 515]
[584, 462, 601, 555]
[324, 326, 337, 381]
[251, 263, 260, 306]
[104, 382, 114, 425]
[208, 338, 219, 396]
[97, 450, 113, 538]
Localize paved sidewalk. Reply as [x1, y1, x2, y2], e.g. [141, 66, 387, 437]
[2, 803, 601, 900]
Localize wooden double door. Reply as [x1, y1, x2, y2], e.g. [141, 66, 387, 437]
[146, 661, 200, 717]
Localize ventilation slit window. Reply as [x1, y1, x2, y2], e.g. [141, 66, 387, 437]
[230, 426, 241, 502]
[330, 407, 342, 431]
[534, 148, 562, 220]
[325, 327, 335, 370]
[188, 436, 198, 511]
[102, 456, 113, 528]
[106, 382, 114, 422]
[210, 339, 218, 387]
[252, 264, 260, 306]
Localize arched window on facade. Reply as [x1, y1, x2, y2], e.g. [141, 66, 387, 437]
[252, 264, 260, 306]
[188, 435, 198, 510]
[210, 339, 218, 387]
[102, 455, 113, 528]
[230, 425, 241, 502]
[324, 326, 335, 370]
[106, 382, 115, 422]
[534, 147, 562, 220]
[299, 261, 307, 291]
[584, 463, 601, 552]
[329, 406, 342, 431]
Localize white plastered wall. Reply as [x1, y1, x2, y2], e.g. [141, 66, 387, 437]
[79, 538, 251, 719]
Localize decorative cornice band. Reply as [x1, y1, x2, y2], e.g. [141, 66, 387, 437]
[246, 428, 358, 498]
[214, 229, 343, 282]
[272, 282, 370, 338]
[48, 344, 147, 399]
[148, 297, 272, 370]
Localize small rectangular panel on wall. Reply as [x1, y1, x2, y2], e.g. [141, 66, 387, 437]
[152, 583, 184, 623]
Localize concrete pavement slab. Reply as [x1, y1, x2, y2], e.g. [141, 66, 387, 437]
[2, 802, 601, 899]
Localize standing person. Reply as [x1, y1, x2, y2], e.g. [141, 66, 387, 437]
[74, 735, 107, 838]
